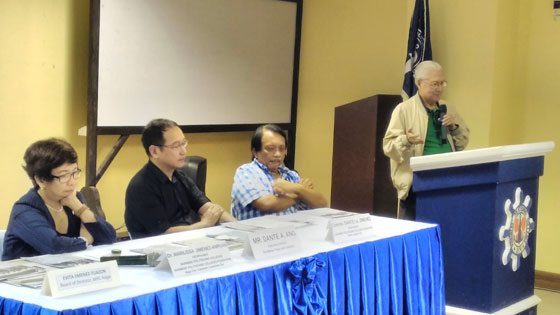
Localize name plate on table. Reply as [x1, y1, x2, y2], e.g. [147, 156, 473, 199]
[328, 213, 374, 244]
[165, 241, 231, 277]
[42, 260, 120, 298]
[248, 227, 300, 260]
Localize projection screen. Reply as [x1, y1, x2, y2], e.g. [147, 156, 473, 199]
[95, 0, 299, 128]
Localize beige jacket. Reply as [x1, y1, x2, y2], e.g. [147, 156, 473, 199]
[383, 93, 469, 200]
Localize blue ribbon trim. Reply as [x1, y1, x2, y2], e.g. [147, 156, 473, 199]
[288, 257, 327, 315]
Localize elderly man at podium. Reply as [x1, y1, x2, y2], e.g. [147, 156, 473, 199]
[383, 61, 470, 220]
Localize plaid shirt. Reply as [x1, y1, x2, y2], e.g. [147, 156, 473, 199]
[231, 159, 309, 220]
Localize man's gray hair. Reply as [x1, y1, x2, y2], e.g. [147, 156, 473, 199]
[413, 60, 443, 85]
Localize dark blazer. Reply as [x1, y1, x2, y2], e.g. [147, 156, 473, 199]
[2, 188, 116, 261]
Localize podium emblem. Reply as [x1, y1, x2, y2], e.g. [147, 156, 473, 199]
[499, 187, 535, 271]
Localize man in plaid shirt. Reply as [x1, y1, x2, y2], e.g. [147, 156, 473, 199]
[231, 124, 327, 220]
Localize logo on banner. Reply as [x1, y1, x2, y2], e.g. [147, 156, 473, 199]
[498, 187, 535, 272]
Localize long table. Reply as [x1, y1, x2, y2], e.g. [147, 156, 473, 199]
[0, 210, 445, 314]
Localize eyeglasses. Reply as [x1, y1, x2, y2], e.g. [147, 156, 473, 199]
[52, 169, 81, 183]
[263, 145, 286, 153]
[424, 80, 448, 89]
[160, 139, 189, 151]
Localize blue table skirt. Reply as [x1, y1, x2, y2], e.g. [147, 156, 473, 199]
[1, 227, 444, 315]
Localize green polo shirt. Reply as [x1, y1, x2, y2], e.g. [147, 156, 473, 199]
[423, 108, 452, 155]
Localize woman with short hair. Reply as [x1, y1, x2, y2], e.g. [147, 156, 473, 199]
[1, 138, 116, 261]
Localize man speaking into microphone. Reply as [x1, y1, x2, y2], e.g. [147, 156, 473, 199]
[383, 61, 470, 220]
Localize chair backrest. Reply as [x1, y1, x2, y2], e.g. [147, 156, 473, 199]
[79, 186, 106, 220]
[0, 229, 6, 259]
[181, 156, 207, 193]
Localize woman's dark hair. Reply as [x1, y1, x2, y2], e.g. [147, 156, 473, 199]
[141, 118, 179, 156]
[251, 124, 288, 153]
[23, 138, 78, 188]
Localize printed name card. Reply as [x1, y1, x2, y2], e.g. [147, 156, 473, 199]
[248, 227, 300, 260]
[42, 260, 120, 298]
[328, 213, 374, 244]
[165, 241, 231, 277]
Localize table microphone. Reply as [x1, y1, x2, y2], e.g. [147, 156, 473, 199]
[100, 252, 160, 267]
[439, 104, 448, 144]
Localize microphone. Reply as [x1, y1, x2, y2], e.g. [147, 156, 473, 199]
[100, 252, 160, 267]
[438, 104, 448, 144]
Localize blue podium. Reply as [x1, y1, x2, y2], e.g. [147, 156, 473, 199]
[410, 142, 554, 314]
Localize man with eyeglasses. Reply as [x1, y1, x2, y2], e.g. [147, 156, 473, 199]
[125, 119, 235, 239]
[231, 124, 327, 220]
[383, 61, 470, 220]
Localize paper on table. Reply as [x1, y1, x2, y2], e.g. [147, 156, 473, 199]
[204, 232, 247, 252]
[301, 208, 356, 219]
[235, 216, 307, 229]
[0, 260, 51, 289]
[274, 215, 317, 229]
[23, 254, 97, 269]
[223, 221, 266, 232]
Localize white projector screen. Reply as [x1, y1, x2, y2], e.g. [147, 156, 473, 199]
[96, 0, 298, 128]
